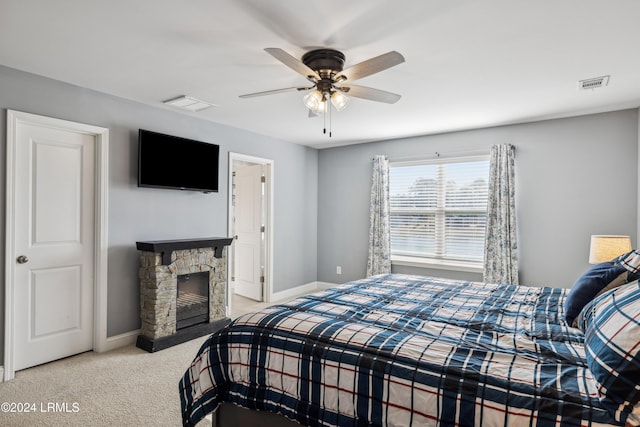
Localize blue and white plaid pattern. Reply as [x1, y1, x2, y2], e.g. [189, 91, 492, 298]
[614, 250, 640, 276]
[582, 280, 640, 425]
[179, 274, 624, 427]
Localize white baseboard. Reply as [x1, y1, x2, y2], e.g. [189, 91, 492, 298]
[98, 329, 140, 352]
[271, 281, 340, 302]
[316, 281, 339, 290]
[271, 281, 318, 302]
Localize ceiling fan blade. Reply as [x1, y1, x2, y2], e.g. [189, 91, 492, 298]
[342, 85, 402, 104]
[338, 51, 405, 82]
[239, 86, 313, 98]
[264, 48, 319, 80]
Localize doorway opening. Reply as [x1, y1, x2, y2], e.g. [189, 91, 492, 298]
[227, 153, 274, 317]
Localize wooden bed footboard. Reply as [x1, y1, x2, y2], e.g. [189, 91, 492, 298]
[214, 402, 302, 427]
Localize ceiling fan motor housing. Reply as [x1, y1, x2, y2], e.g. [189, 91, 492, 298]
[302, 49, 345, 77]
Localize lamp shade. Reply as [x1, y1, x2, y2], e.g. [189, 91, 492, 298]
[588, 235, 632, 264]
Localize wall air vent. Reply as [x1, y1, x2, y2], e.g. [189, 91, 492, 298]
[578, 75, 610, 91]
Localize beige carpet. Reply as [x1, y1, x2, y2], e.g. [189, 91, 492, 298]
[0, 293, 303, 426]
[0, 336, 211, 427]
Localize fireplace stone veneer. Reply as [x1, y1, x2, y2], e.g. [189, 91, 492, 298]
[136, 237, 233, 352]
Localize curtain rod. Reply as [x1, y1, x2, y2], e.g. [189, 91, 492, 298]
[372, 145, 515, 161]
[371, 150, 483, 161]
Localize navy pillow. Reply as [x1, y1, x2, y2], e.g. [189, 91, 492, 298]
[564, 262, 627, 326]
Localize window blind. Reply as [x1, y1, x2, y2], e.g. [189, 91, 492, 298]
[389, 157, 489, 265]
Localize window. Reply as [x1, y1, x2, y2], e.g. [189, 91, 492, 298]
[389, 156, 490, 270]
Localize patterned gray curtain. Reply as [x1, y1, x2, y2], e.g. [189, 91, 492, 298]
[483, 144, 519, 284]
[366, 155, 391, 277]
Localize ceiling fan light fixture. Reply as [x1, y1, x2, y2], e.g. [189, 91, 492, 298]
[330, 91, 349, 111]
[241, 47, 405, 136]
[303, 90, 324, 112]
[316, 101, 329, 114]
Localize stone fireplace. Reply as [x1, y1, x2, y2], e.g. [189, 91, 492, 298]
[136, 237, 233, 352]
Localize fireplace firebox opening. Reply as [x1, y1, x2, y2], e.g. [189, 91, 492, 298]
[176, 272, 210, 330]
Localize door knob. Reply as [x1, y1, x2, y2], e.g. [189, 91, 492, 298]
[16, 255, 29, 264]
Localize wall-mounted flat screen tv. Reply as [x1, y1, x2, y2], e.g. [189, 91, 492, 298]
[138, 129, 219, 193]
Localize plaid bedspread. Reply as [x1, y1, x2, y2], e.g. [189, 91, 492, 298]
[179, 274, 623, 427]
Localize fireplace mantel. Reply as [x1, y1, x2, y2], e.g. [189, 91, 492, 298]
[136, 237, 233, 265]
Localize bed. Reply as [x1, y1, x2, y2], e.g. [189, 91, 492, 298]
[179, 273, 640, 427]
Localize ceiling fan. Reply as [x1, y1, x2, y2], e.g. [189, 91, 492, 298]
[239, 48, 405, 117]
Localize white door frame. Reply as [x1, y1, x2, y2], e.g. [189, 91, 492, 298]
[227, 152, 274, 314]
[4, 110, 109, 381]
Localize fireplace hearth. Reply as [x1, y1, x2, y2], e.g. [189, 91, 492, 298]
[136, 237, 233, 352]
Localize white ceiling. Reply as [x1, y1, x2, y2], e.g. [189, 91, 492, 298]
[1, 0, 639, 149]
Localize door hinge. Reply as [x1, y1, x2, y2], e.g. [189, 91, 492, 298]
[260, 276, 265, 284]
[231, 276, 235, 282]
[261, 225, 265, 232]
[261, 175, 266, 183]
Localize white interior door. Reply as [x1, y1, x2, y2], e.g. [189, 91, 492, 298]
[11, 119, 96, 371]
[234, 164, 263, 301]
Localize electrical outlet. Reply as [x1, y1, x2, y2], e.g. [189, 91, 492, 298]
[336, 266, 342, 275]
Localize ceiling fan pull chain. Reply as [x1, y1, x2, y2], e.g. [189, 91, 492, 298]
[329, 101, 332, 137]
[323, 101, 327, 134]
[322, 110, 327, 133]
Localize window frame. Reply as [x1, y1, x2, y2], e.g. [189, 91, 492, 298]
[388, 155, 490, 273]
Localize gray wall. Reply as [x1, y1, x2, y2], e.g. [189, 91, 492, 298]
[0, 65, 318, 360]
[1, 64, 638, 366]
[318, 110, 639, 288]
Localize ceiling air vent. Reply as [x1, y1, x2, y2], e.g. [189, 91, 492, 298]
[578, 75, 610, 91]
[163, 95, 216, 112]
